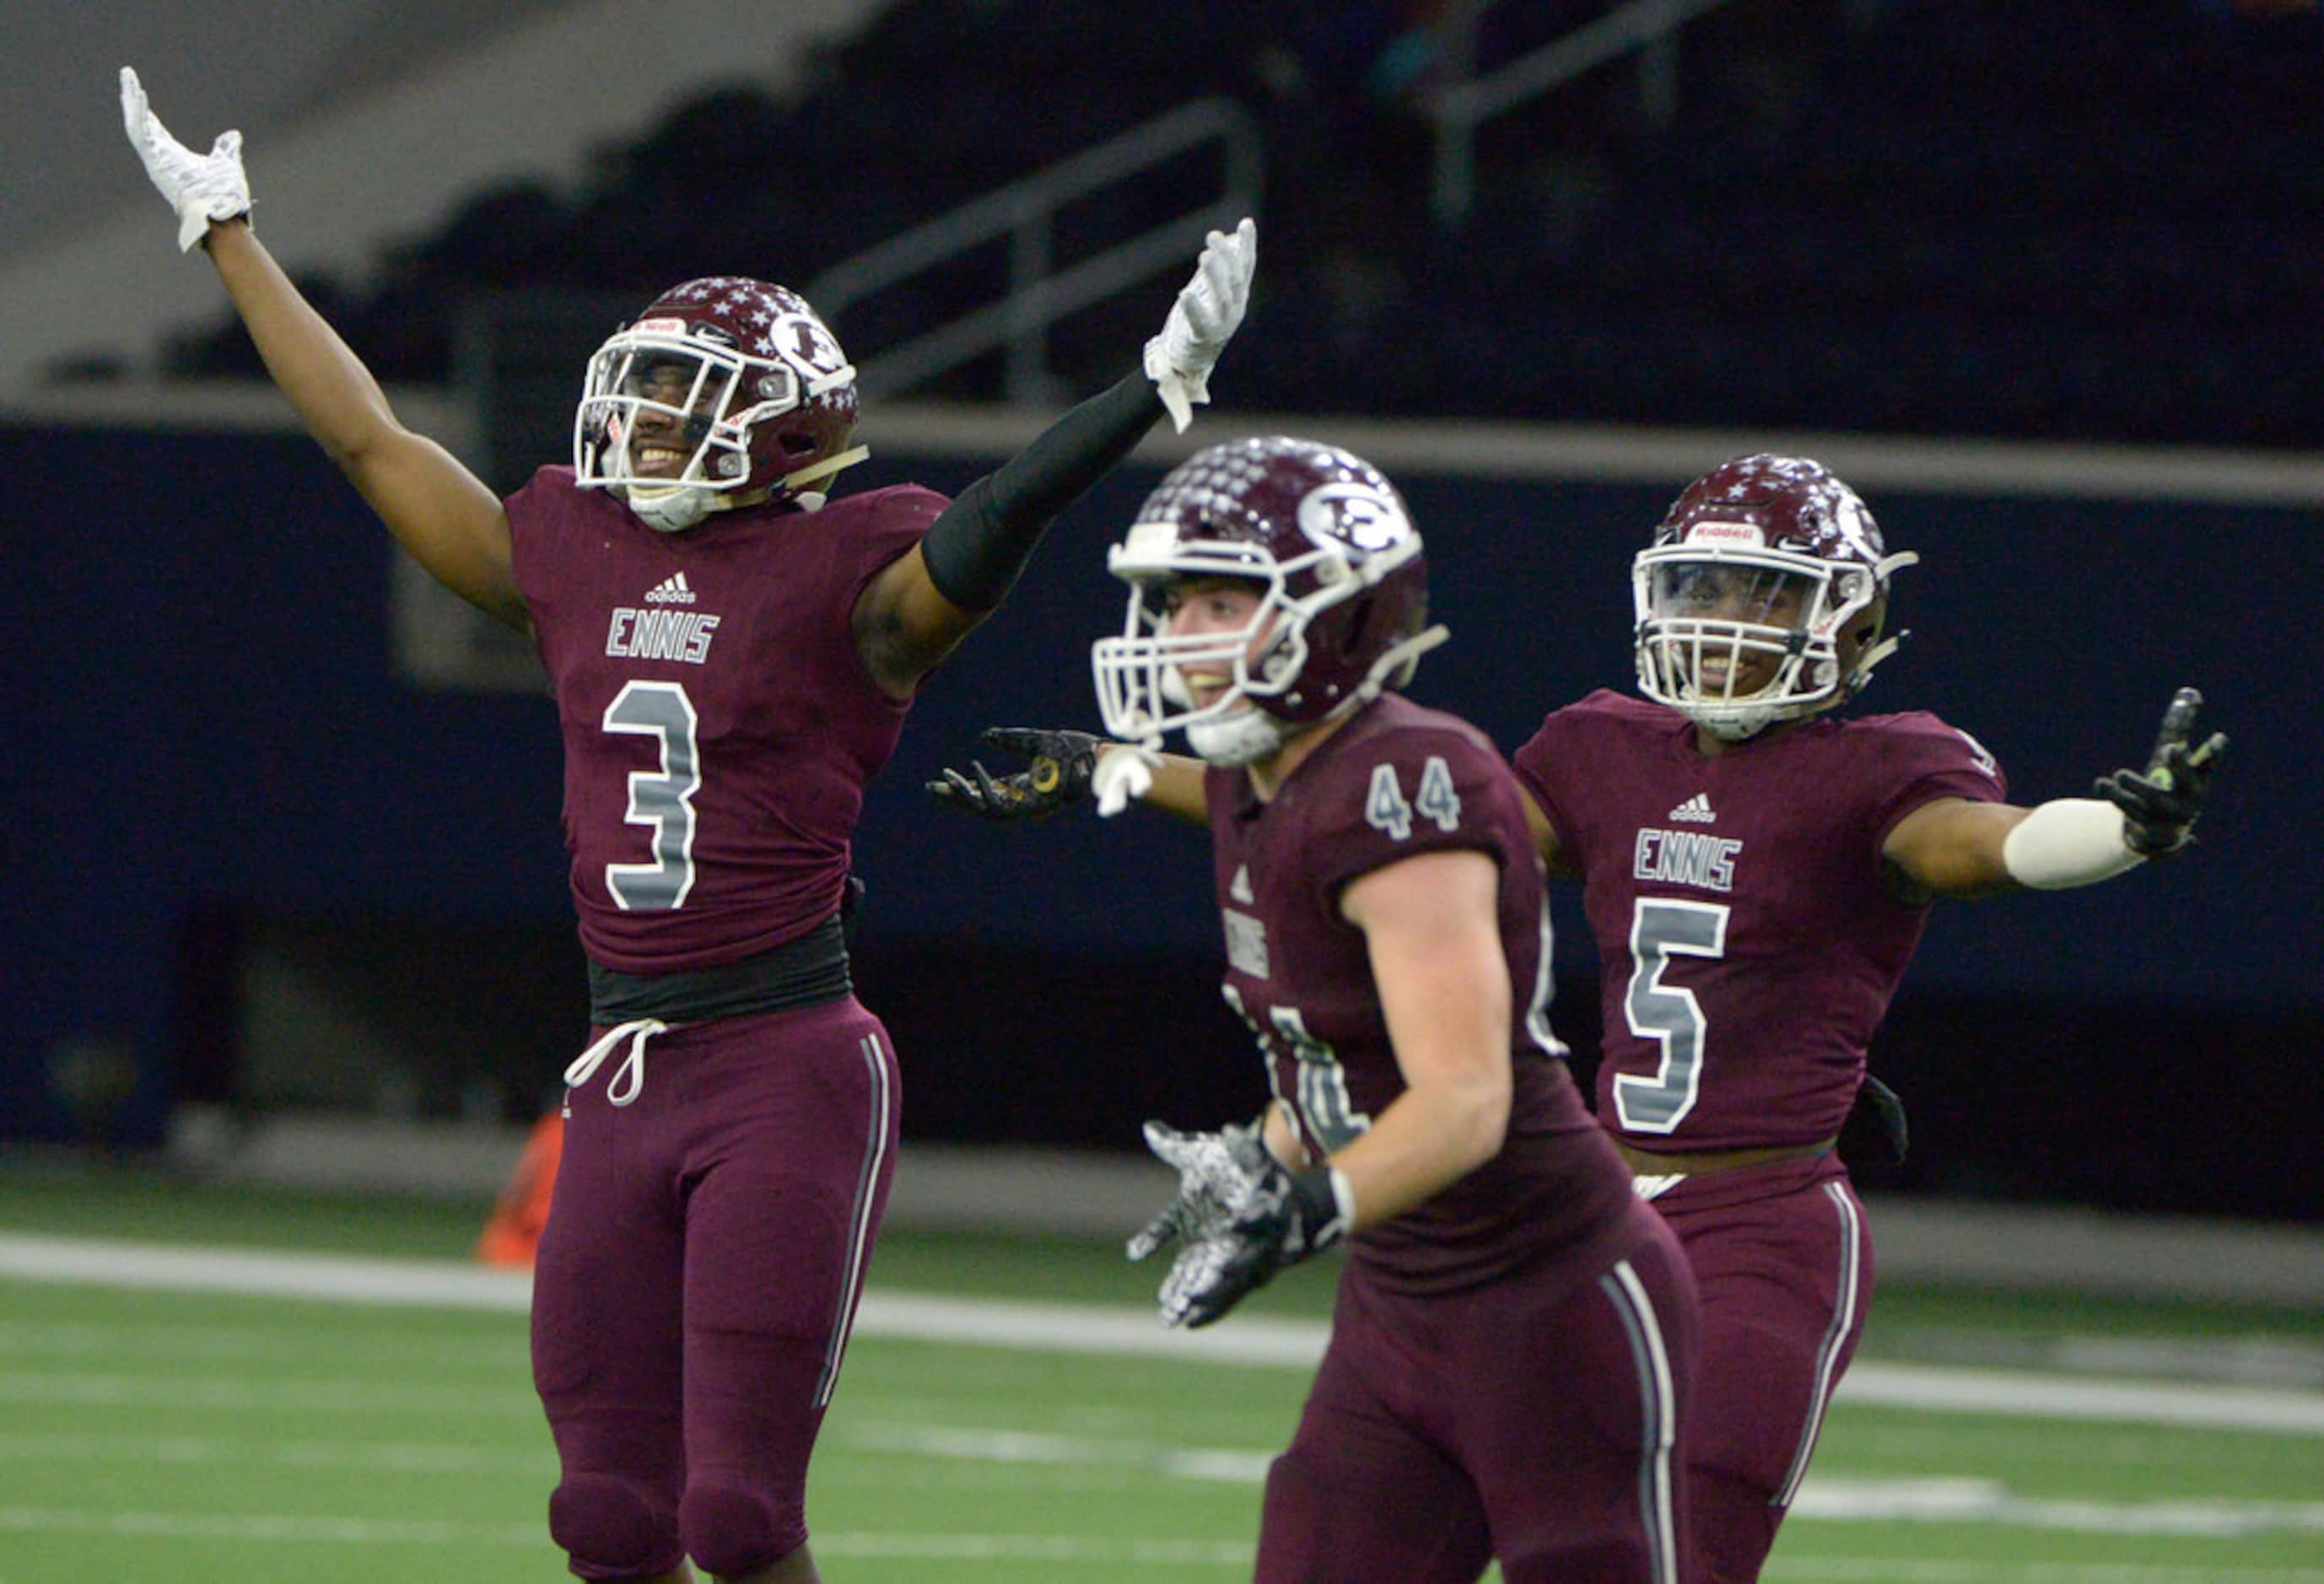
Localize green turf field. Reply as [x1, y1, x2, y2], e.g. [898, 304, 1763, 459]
[1, 1166, 2318, 1582]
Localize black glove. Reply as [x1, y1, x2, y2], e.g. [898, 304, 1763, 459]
[838, 872, 867, 944]
[925, 727, 1103, 822]
[1840, 1073, 1909, 1166]
[1153, 1148, 1349, 1330]
[2094, 687, 2227, 857]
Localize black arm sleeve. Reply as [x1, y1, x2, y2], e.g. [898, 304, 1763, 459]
[919, 371, 1162, 612]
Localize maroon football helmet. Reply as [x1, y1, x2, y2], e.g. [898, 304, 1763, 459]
[1092, 437, 1447, 762]
[573, 277, 865, 531]
[1632, 453, 1917, 739]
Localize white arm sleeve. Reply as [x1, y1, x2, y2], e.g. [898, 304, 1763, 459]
[2001, 798, 2148, 890]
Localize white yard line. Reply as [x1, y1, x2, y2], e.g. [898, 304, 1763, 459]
[0, 1370, 530, 1419]
[1820, 1362, 2324, 1439]
[0, 1316, 524, 1367]
[0, 1503, 1255, 1565]
[834, 1422, 2324, 1538]
[0, 1234, 533, 1312]
[1765, 1565, 2324, 1583]
[0, 1429, 547, 1474]
[0, 1506, 542, 1547]
[3, 1232, 2321, 1437]
[1786, 1477, 2324, 1538]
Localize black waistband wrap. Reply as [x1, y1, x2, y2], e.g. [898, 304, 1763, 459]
[587, 912, 852, 1026]
[919, 370, 1162, 612]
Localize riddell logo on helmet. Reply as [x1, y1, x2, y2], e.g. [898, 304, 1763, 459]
[634, 317, 687, 335]
[1686, 520, 1765, 547]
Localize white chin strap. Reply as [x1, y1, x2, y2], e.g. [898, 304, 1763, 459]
[1187, 708, 1291, 767]
[1179, 623, 1449, 767]
[1695, 703, 1782, 742]
[623, 484, 715, 535]
[623, 444, 871, 533]
[783, 444, 868, 507]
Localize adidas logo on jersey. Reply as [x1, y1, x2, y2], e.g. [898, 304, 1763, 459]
[644, 571, 698, 605]
[1668, 793, 1716, 823]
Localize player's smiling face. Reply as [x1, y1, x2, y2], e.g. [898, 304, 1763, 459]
[623, 357, 726, 478]
[1659, 561, 1812, 698]
[1162, 576, 1272, 710]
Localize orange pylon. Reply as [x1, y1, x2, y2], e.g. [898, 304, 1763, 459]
[477, 1112, 563, 1269]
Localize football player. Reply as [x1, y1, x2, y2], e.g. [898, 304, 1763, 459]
[1082, 437, 1700, 1581]
[121, 67, 1256, 1584]
[931, 452, 2223, 1582]
[1506, 455, 2223, 1580]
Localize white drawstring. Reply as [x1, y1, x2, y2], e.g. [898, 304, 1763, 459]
[563, 1018, 667, 1108]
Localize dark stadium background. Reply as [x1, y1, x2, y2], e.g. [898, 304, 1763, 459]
[7, 0, 2319, 1226]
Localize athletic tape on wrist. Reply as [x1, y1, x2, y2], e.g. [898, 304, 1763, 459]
[2001, 798, 2146, 890]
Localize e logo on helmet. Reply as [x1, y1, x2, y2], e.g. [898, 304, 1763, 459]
[1297, 482, 1409, 555]
[1829, 489, 1877, 557]
[774, 312, 848, 379]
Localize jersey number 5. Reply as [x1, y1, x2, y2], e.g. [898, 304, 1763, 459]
[603, 680, 701, 910]
[1611, 897, 1728, 1133]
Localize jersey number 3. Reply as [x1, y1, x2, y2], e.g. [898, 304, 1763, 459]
[1611, 897, 1728, 1133]
[603, 680, 701, 910]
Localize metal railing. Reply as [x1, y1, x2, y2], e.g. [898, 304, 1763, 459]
[809, 98, 1262, 402]
[1429, 0, 1743, 224]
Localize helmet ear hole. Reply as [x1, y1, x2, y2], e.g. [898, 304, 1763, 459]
[1841, 594, 1887, 665]
[1336, 593, 1380, 665]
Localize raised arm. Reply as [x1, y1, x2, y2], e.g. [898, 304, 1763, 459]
[1882, 687, 2225, 901]
[121, 69, 524, 630]
[852, 219, 1257, 697]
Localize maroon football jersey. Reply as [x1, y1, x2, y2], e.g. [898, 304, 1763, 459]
[507, 467, 942, 973]
[1205, 694, 1636, 1296]
[1512, 689, 2007, 1153]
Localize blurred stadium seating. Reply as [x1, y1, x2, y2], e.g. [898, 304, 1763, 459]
[140, 0, 2324, 445]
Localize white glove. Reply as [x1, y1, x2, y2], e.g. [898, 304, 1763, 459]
[121, 67, 251, 252]
[1092, 742, 1158, 818]
[1143, 217, 1256, 433]
[1125, 1118, 1270, 1262]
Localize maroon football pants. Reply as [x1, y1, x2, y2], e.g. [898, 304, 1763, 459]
[1256, 1198, 1698, 1584]
[1647, 1153, 1872, 1583]
[530, 997, 899, 1581]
